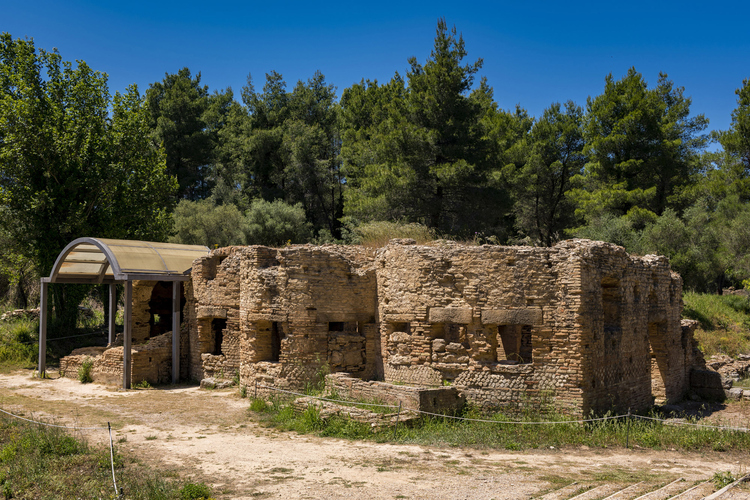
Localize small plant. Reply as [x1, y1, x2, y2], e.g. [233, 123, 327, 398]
[239, 384, 247, 398]
[145, 435, 157, 441]
[134, 379, 152, 389]
[232, 369, 240, 386]
[713, 470, 736, 488]
[249, 398, 268, 412]
[77, 358, 93, 383]
[180, 481, 212, 500]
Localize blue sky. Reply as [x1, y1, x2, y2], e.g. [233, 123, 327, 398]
[4, 0, 749, 136]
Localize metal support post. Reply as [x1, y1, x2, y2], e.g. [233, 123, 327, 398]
[37, 281, 48, 376]
[108, 283, 116, 346]
[123, 281, 132, 389]
[172, 281, 180, 384]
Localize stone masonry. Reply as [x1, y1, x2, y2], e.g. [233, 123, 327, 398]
[60, 238, 709, 415]
[179, 239, 705, 416]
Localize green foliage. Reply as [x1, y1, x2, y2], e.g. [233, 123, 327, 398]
[0, 314, 37, 368]
[170, 199, 245, 247]
[683, 292, 750, 357]
[507, 101, 585, 246]
[249, 398, 269, 412]
[341, 19, 507, 238]
[0, 34, 176, 328]
[216, 70, 343, 237]
[77, 358, 93, 384]
[250, 397, 750, 453]
[712, 471, 737, 489]
[179, 482, 212, 500]
[146, 68, 232, 200]
[243, 198, 313, 246]
[576, 67, 708, 220]
[0, 415, 202, 499]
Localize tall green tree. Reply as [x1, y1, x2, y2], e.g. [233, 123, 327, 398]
[216, 70, 343, 236]
[146, 68, 232, 200]
[341, 19, 505, 236]
[0, 34, 177, 326]
[508, 101, 585, 246]
[573, 68, 708, 223]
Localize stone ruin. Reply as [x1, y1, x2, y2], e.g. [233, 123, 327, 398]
[61, 238, 717, 416]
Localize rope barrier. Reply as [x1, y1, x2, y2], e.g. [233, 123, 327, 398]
[632, 414, 750, 432]
[257, 383, 750, 430]
[257, 383, 628, 425]
[6, 330, 107, 346]
[0, 406, 108, 430]
[0, 405, 121, 496]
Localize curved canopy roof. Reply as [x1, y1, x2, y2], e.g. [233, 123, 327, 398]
[44, 238, 210, 284]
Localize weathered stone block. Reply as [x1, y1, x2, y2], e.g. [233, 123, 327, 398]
[429, 307, 473, 324]
[481, 308, 543, 326]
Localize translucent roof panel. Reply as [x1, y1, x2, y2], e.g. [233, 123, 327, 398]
[46, 237, 210, 283]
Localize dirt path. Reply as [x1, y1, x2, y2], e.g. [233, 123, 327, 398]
[0, 371, 747, 499]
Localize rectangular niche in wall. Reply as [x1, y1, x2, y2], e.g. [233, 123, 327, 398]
[602, 277, 621, 334]
[211, 318, 227, 355]
[255, 320, 283, 362]
[497, 324, 532, 364]
[328, 322, 359, 333]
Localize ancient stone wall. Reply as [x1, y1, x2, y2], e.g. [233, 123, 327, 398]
[237, 245, 379, 390]
[179, 239, 701, 415]
[375, 240, 585, 412]
[60, 332, 175, 385]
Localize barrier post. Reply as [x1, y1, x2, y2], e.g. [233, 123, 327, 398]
[626, 408, 631, 449]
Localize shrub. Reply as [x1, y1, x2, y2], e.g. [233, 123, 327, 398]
[170, 199, 245, 248]
[77, 358, 93, 383]
[180, 482, 212, 500]
[243, 199, 313, 246]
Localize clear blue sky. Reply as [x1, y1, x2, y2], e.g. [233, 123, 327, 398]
[4, 0, 749, 135]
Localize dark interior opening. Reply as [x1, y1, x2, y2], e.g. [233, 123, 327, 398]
[328, 322, 345, 332]
[271, 321, 281, 362]
[148, 281, 186, 338]
[211, 318, 226, 355]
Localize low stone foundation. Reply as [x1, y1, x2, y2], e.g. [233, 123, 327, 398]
[324, 372, 465, 414]
[291, 396, 420, 430]
[59, 332, 174, 385]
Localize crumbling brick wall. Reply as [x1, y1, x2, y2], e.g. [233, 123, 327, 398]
[60, 332, 174, 385]
[179, 239, 700, 415]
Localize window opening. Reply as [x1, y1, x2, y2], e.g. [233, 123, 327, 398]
[497, 324, 532, 364]
[271, 321, 281, 362]
[211, 318, 226, 355]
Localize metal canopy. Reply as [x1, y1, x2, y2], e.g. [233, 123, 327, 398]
[45, 237, 210, 284]
[38, 238, 209, 389]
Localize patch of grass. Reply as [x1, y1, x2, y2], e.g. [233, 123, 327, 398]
[713, 470, 737, 488]
[346, 220, 437, 247]
[249, 397, 750, 453]
[134, 380, 152, 389]
[180, 482, 212, 499]
[683, 292, 750, 358]
[0, 414, 211, 499]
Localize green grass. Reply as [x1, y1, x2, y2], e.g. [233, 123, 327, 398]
[0, 414, 213, 499]
[683, 292, 750, 357]
[249, 397, 750, 453]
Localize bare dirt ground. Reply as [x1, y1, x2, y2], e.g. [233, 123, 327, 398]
[0, 371, 748, 500]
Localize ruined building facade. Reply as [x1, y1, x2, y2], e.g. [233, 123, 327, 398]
[179, 239, 701, 415]
[61, 239, 705, 415]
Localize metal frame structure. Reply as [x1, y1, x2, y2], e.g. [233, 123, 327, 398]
[38, 237, 209, 389]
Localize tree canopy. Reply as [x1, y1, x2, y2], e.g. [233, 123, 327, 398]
[0, 33, 176, 324]
[2, 22, 750, 305]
